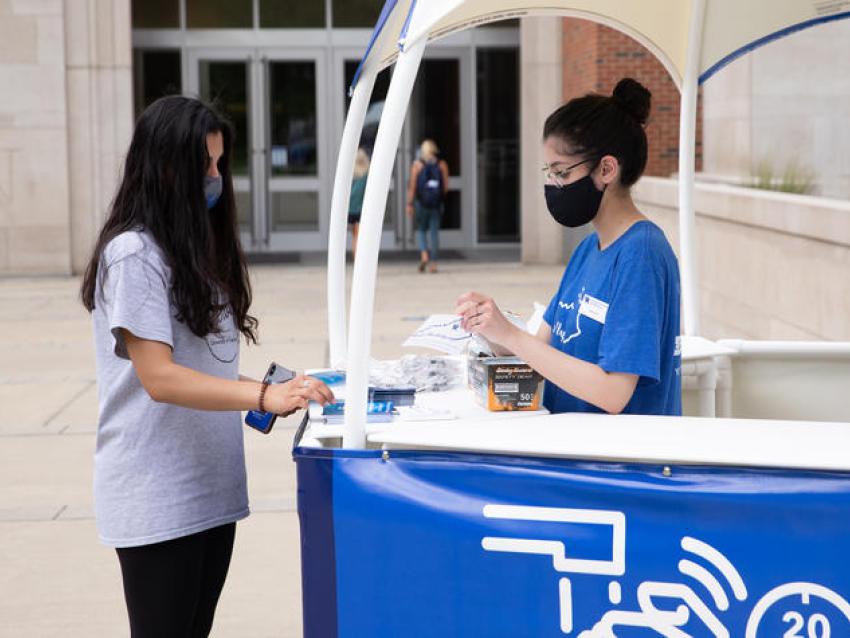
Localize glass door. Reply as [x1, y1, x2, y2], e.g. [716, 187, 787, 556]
[405, 49, 474, 251]
[187, 50, 255, 240]
[188, 48, 328, 252]
[262, 50, 328, 251]
[476, 48, 520, 244]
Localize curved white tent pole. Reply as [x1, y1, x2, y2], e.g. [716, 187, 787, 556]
[678, 0, 706, 337]
[343, 36, 427, 449]
[326, 70, 378, 368]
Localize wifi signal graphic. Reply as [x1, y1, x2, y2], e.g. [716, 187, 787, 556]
[678, 536, 749, 613]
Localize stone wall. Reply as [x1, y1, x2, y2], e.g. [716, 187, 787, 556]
[702, 18, 850, 199]
[65, 0, 133, 275]
[0, 0, 72, 274]
[635, 176, 850, 341]
[520, 17, 572, 264]
[0, 0, 132, 276]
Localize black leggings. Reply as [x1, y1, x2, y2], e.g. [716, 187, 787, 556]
[116, 523, 236, 638]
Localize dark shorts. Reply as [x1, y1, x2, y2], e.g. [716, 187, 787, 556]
[348, 213, 361, 225]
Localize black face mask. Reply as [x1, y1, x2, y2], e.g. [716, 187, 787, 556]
[544, 175, 606, 228]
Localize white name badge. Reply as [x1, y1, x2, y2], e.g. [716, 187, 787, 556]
[579, 294, 609, 324]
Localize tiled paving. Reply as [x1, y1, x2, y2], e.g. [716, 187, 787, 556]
[0, 258, 562, 636]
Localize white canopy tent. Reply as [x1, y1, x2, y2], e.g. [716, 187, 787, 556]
[325, 0, 850, 448]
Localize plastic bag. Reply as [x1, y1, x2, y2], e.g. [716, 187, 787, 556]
[369, 355, 463, 393]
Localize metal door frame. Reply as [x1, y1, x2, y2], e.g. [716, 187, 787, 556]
[187, 47, 329, 252]
[261, 47, 330, 252]
[139, 19, 520, 256]
[185, 47, 258, 247]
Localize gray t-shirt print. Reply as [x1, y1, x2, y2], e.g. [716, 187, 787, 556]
[206, 305, 239, 363]
[91, 230, 249, 548]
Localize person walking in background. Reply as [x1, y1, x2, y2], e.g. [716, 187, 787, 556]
[347, 147, 370, 259]
[406, 139, 449, 273]
[79, 96, 333, 637]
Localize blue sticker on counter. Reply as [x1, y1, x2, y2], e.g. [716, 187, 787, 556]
[294, 448, 850, 638]
[310, 370, 346, 385]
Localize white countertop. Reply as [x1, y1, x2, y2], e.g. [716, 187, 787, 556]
[368, 412, 850, 472]
[301, 348, 850, 472]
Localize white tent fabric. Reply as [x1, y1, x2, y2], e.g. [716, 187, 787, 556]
[350, 0, 850, 91]
[699, 0, 850, 83]
[331, 0, 850, 448]
[351, 0, 850, 90]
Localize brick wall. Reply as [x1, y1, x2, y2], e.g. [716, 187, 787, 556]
[562, 18, 702, 177]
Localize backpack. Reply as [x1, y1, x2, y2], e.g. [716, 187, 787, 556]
[415, 161, 444, 208]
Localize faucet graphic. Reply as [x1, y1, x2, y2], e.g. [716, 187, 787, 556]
[482, 504, 626, 634]
[482, 505, 748, 636]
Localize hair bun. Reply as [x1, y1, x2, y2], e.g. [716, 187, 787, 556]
[613, 78, 651, 125]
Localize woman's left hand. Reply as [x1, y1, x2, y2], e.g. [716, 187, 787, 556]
[455, 291, 518, 348]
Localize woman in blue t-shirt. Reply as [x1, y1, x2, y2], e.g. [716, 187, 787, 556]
[456, 78, 681, 416]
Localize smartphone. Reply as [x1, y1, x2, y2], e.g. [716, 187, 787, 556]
[244, 362, 296, 434]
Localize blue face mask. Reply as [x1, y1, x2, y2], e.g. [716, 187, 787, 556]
[204, 176, 223, 209]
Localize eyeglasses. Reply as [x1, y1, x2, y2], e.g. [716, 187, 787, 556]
[542, 157, 596, 188]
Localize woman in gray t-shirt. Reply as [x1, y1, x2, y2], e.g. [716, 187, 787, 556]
[80, 96, 333, 637]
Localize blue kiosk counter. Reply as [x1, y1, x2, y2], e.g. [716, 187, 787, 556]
[296, 1, 850, 636]
[294, 413, 850, 637]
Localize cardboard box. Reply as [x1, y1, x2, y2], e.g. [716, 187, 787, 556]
[467, 354, 543, 411]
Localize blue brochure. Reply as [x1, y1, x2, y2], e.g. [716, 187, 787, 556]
[321, 400, 395, 424]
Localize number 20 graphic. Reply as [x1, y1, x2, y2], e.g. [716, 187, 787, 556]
[746, 582, 850, 638]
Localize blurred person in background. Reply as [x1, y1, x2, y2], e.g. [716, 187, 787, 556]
[348, 147, 370, 259]
[406, 138, 449, 273]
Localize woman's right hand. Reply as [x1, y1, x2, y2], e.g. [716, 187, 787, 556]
[264, 375, 335, 416]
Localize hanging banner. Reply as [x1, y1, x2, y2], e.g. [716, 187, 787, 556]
[295, 448, 850, 638]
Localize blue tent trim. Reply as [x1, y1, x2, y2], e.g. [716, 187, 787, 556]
[699, 10, 850, 84]
[348, 0, 400, 96]
[399, 0, 418, 49]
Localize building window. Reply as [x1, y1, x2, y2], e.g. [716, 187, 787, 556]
[332, 0, 383, 28]
[131, 0, 179, 29]
[133, 49, 182, 118]
[260, 0, 326, 28]
[186, 0, 253, 29]
[198, 61, 250, 175]
[268, 61, 318, 176]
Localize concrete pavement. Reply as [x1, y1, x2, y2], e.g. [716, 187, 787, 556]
[0, 258, 562, 637]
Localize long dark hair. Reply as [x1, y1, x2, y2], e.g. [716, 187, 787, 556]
[543, 77, 651, 187]
[81, 96, 258, 344]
